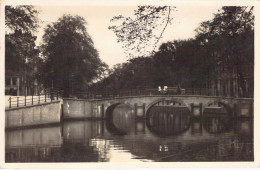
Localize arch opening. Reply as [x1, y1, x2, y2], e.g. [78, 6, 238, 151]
[105, 103, 135, 135]
[203, 101, 232, 117]
[202, 101, 232, 134]
[146, 98, 189, 116]
[146, 99, 191, 136]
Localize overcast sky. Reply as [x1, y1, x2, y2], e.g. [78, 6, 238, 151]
[35, 6, 221, 68]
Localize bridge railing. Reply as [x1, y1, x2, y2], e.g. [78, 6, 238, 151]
[7, 88, 63, 109]
[67, 88, 188, 99]
[185, 88, 214, 96]
[63, 87, 252, 100]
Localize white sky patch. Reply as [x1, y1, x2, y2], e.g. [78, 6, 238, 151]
[35, 6, 220, 68]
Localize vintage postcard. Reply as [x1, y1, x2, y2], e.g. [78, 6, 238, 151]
[0, 0, 259, 168]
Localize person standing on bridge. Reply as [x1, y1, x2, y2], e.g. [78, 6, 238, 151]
[177, 84, 181, 94]
[158, 86, 162, 94]
[163, 86, 168, 94]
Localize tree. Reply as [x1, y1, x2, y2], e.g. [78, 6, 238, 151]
[92, 6, 254, 98]
[195, 6, 254, 97]
[5, 5, 40, 95]
[41, 14, 107, 97]
[109, 6, 175, 58]
[152, 41, 176, 86]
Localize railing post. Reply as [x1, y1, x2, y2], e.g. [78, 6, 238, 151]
[38, 94, 40, 104]
[9, 97, 11, 108]
[17, 97, 19, 107]
[25, 95, 26, 106]
[45, 92, 46, 102]
[57, 91, 58, 100]
[32, 95, 34, 105]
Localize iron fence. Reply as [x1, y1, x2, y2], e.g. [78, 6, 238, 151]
[67, 87, 234, 100]
[8, 88, 63, 109]
[68, 88, 208, 99]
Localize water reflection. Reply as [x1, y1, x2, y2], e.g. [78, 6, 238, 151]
[203, 116, 232, 134]
[5, 126, 62, 162]
[147, 105, 190, 136]
[5, 104, 253, 162]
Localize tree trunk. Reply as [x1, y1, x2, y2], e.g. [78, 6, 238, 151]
[215, 79, 219, 96]
[230, 73, 234, 97]
[207, 68, 210, 96]
[237, 69, 247, 98]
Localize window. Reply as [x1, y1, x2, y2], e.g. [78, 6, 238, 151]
[6, 78, 10, 86]
[13, 78, 17, 86]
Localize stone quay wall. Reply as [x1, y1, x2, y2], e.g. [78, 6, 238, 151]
[5, 100, 61, 129]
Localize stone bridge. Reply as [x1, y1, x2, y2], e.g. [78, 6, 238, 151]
[62, 95, 253, 119]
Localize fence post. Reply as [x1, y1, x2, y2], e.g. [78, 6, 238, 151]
[32, 95, 34, 105]
[9, 97, 11, 108]
[57, 91, 58, 100]
[45, 92, 46, 102]
[25, 95, 26, 106]
[17, 97, 19, 107]
[38, 94, 40, 104]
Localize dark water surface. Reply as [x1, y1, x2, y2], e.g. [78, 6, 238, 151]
[5, 104, 253, 162]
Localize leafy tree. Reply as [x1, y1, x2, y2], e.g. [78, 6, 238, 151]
[41, 14, 107, 97]
[195, 6, 254, 97]
[109, 6, 175, 58]
[5, 5, 40, 94]
[152, 41, 176, 86]
[92, 6, 254, 98]
[89, 56, 156, 95]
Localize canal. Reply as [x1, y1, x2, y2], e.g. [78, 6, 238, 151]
[5, 103, 253, 162]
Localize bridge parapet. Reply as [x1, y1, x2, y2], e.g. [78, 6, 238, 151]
[62, 95, 253, 119]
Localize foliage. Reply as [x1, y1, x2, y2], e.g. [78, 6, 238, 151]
[5, 6, 39, 33]
[195, 6, 254, 97]
[5, 5, 40, 93]
[92, 6, 254, 98]
[109, 6, 175, 58]
[90, 57, 155, 94]
[40, 14, 108, 97]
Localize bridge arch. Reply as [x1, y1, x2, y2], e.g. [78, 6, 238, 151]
[105, 102, 134, 119]
[105, 102, 135, 135]
[204, 100, 233, 116]
[145, 98, 190, 117]
[145, 98, 191, 136]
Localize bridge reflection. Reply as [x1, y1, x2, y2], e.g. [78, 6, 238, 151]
[5, 103, 253, 162]
[202, 116, 232, 134]
[147, 105, 190, 136]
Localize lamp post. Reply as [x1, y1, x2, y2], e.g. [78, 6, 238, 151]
[50, 69, 54, 101]
[50, 70, 54, 89]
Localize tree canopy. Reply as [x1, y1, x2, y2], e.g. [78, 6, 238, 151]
[5, 5, 40, 93]
[92, 6, 254, 98]
[41, 14, 107, 97]
[109, 6, 175, 58]
[195, 6, 254, 97]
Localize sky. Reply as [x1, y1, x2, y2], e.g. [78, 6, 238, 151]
[35, 6, 221, 68]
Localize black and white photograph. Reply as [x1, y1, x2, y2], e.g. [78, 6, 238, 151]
[1, 0, 258, 167]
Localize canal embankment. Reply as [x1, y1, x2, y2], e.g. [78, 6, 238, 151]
[5, 95, 253, 129]
[5, 100, 61, 129]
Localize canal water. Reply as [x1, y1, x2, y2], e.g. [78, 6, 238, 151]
[5, 104, 253, 162]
